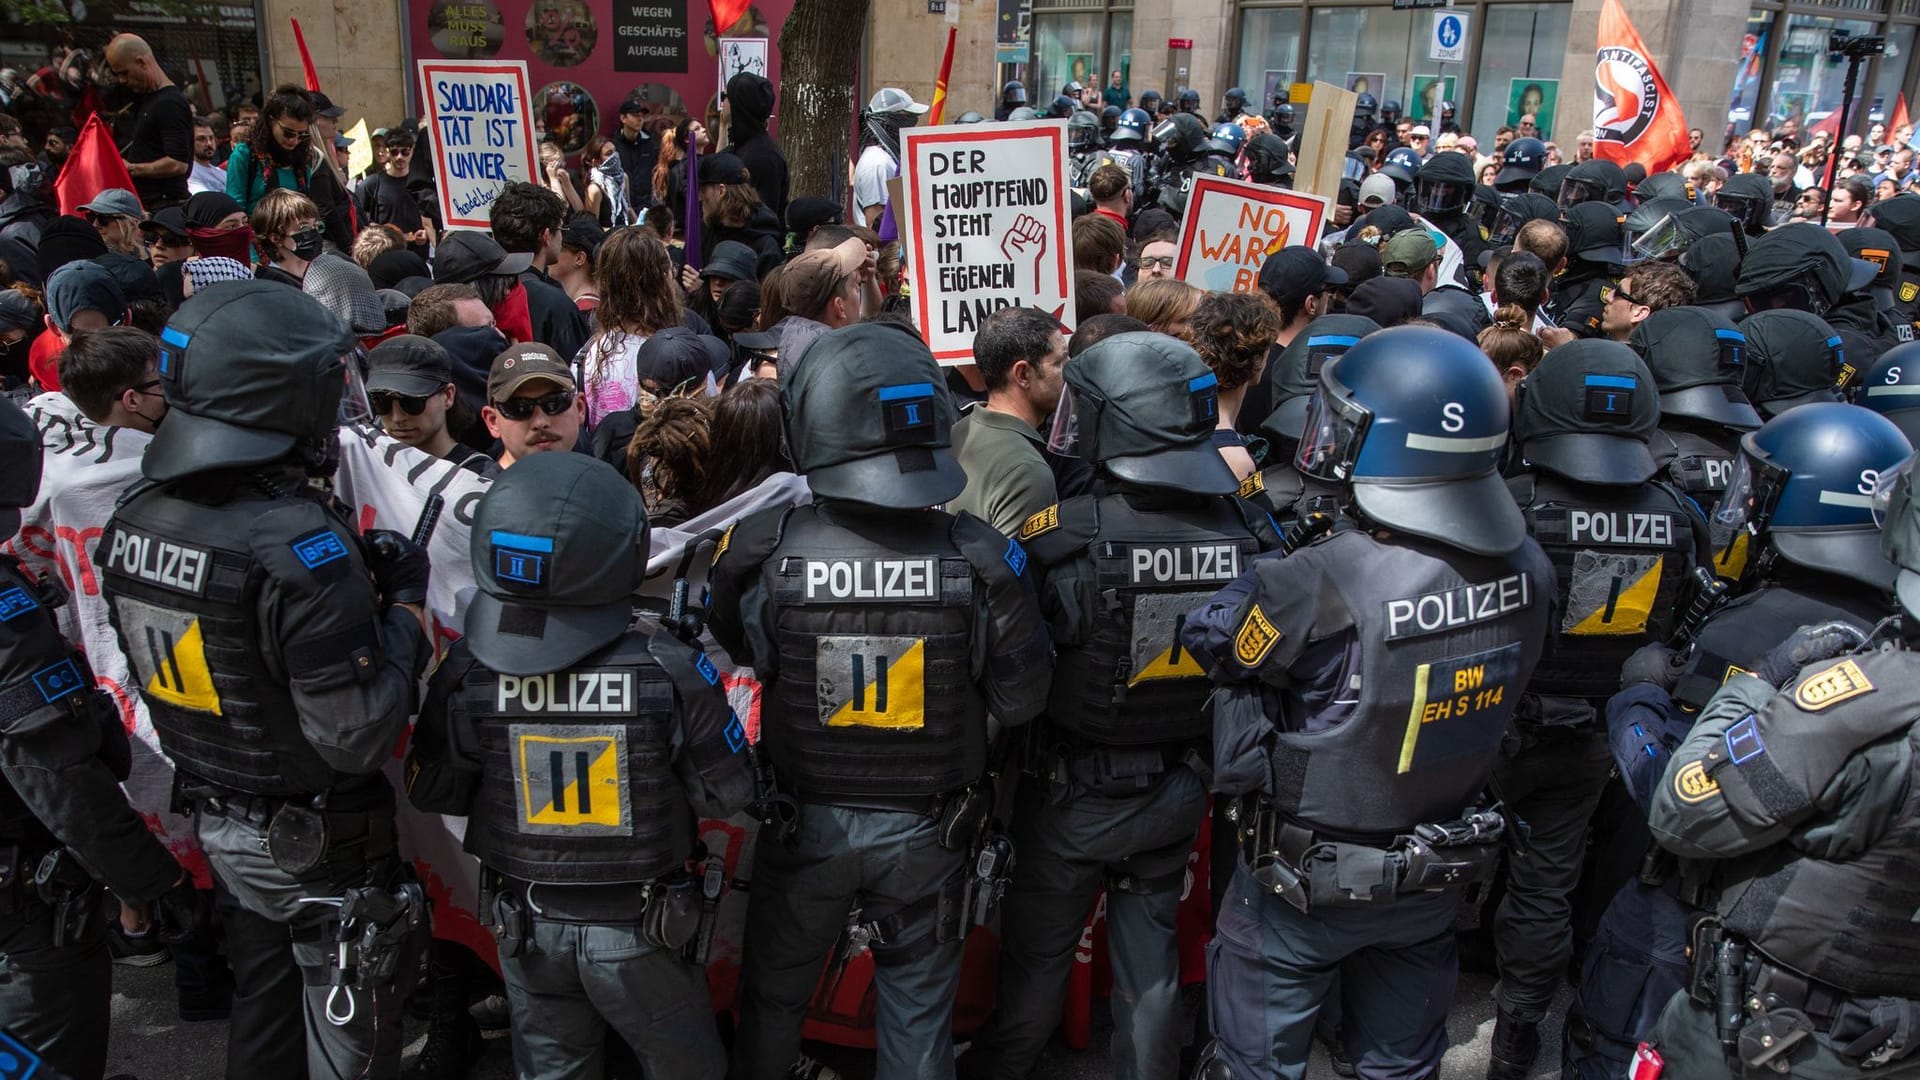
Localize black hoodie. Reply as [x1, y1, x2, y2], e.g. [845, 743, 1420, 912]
[704, 204, 785, 280]
[726, 73, 788, 220]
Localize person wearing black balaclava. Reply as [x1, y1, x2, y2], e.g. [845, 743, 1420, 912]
[726, 71, 787, 221]
[853, 87, 929, 229]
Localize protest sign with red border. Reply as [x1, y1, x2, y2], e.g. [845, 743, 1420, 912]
[417, 60, 539, 229]
[1174, 175, 1332, 294]
[900, 120, 1076, 365]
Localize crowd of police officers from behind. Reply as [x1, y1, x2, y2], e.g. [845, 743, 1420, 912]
[8, 88, 1920, 1080]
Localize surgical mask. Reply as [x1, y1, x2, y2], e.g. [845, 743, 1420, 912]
[290, 224, 324, 260]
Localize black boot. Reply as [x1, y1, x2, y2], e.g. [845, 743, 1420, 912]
[1487, 1010, 1540, 1080]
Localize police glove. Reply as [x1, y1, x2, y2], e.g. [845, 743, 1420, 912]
[1757, 622, 1866, 688]
[364, 529, 431, 607]
[1621, 642, 1687, 693]
[153, 874, 209, 944]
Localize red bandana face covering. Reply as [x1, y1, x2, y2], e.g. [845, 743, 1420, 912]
[493, 282, 534, 344]
[188, 225, 255, 264]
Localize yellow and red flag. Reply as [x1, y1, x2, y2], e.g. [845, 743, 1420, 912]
[929, 26, 957, 125]
[1593, 0, 1691, 174]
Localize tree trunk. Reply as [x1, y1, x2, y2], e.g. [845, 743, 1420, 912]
[776, 0, 871, 202]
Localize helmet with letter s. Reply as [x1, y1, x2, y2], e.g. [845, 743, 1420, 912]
[1295, 325, 1526, 555]
[1859, 342, 1920, 443]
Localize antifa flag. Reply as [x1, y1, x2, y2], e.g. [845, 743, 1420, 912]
[1593, 0, 1691, 175]
[54, 114, 137, 217]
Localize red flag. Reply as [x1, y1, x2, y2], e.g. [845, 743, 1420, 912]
[1894, 93, 1911, 136]
[1593, 0, 1691, 174]
[929, 26, 957, 125]
[709, 0, 751, 36]
[1807, 106, 1842, 145]
[291, 18, 321, 92]
[54, 114, 137, 218]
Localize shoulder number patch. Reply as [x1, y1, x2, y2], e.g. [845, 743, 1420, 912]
[1238, 471, 1266, 498]
[1019, 505, 1060, 541]
[1793, 657, 1874, 711]
[1234, 604, 1281, 667]
[1673, 759, 1720, 804]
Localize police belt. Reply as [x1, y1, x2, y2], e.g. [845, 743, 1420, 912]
[1238, 800, 1503, 913]
[490, 875, 668, 925]
[176, 774, 390, 824]
[795, 790, 953, 818]
[1691, 935, 1919, 1033]
[0, 843, 55, 918]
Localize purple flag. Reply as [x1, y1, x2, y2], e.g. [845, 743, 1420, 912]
[684, 140, 702, 271]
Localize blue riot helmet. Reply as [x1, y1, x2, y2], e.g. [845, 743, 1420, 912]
[1069, 110, 1102, 152]
[1858, 342, 1920, 444]
[1274, 102, 1295, 126]
[1296, 325, 1526, 555]
[1354, 93, 1378, 119]
[1379, 146, 1423, 188]
[1177, 88, 1201, 114]
[1100, 104, 1121, 134]
[1049, 94, 1077, 119]
[1138, 89, 1163, 115]
[1207, 122, 1246, 158]
[1494, 137, 1547, 192]
[1223, 87, 1247, 113]
[1002, 81, 1028, 108]
[1714, 402, 1911, 591]
[1112, 107, 1151, 144]
[1872, 436, 1920, 617]
[1380, 99, 1403, 125]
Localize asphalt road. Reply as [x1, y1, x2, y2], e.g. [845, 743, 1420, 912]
[104, 954, 1572, 1079]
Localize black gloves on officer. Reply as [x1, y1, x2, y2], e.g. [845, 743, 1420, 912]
[1621, 642, 1688, 693]
[1756, 622, 1868, 688]
[363, 529, 431, 607]
[151, 874, 210, 944]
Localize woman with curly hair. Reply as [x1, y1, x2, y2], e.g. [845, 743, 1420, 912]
[225, 85, 325, 213]
[1125, 278, 1203, 340]
[626, 394, 712, 526]
[1186, 289, 1284, 479]
[578, 229, 685, 429]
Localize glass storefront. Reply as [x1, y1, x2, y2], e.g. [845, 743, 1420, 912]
[1732, 4, 1918, 142]
[1235, 7, 1302, 107]
[1027, 7, 1133, 105]
[1468, 3, 1571, 140]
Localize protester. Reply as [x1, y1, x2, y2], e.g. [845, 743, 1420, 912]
[358, 124, 433, 255]
[578, 228, 684, 428]
[853, 87, 927, 228]
[1186, 289, 1282, 478]
[949, 305, 1065, 534]
[366, 334, 497, 476]
[488, 182, 590, 360]
[725, 71, 787, 219]
[552, 215, 603, 311]
[695, 152, 783, 277]
[187, 116, 225, 194]
[106, 34, 191, 209]
[482, 341, 585, 467]
[610, 96, 657, 215]
[579, 135, 635, 229]
[225, 86, 320, 214]
[1126, 276, 1201, 338]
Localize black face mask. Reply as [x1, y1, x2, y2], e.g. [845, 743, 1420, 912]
[0, 336, 25, 376]
[290, 224, 325, 261]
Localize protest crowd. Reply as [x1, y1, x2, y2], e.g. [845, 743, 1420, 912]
[3, 19, 1920, 1080]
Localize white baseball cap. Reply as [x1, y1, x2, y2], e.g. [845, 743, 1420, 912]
[1359, 173, 1397, 207]
[1410, 124, 1432, 137]
[868, 88, 930, 115]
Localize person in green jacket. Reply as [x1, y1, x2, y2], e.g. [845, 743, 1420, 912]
[225, 85, 326, 213]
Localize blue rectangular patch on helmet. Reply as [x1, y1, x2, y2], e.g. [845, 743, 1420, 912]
[158, 326, 189, 379]
[1189, 373, 1220, 424]
[291, 530, 349, 570]
[1726, 714, 1766, 764]
[1584, 374, 1636, 419]
[1004, 537, 1028, 576]
[0, 586, 38, 622]
[1714, 328, 1746, 368]
[879, 382, 937, 443]
[695, 653, 720, 685]
[491, 531, 552, 587]
[31, 658, 83, 704]
[1306, 335, 1360, 349]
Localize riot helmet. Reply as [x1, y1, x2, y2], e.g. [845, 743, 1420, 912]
[1559, 159, 1623, 209]
[1837, 226, 1904, 312]
[0, 397, 42, 539]
[466, 453, 648, 675]
[1177, 88, 1201, 114]
[1112, 108, 1151, 144]
[1715, 402, 1910, 591]
[1736, 223, 1877, 317]
[1714, 172, 1775, 236]
[1488, 193, 1560, 247]
[1860, 342, 1920, 446]
[1002, 81, 1029, 108]
[1137, 90, 1163, 116]
[143, 280, 354, 483]
[780, 321, 966, 508]
[1494, 137, 1547, 191]
[1531, 163, 1574, 200]
[1256, 314, 1380, 443]
[1244, 133, 1295, 186]
[1628, 306, 1762, 430]
[1223, 87, 1247, 114]
[1634, 171, 1690, 204]
[1564, 202, 1628, 268]
[1007, 106, 1040, 122]
[1439, 100, 1457, 122]
[1207, 122, 1246, 158]
[1380, 99, 1403, 125]
[1681, 233, 1746, 319]
[1153, 113, 1210, 163]
[1048, 332, 1240, 495]
[1273, 103, 1295, 127]
[1872, 438, 1920, 616]
[1413, 151, 1476, 217]
[1512, 339, 1661, 485]
[1379, 146, 1424, 187]
[1296, 325, 1526, 555]
[1049, 94, 1077, 120]
[1860, 193, 1920, 275]
[1100, 105, 1121, 134]
[1069, 110, 1102, 152]
[955, 111, 986, 125]
[1354, 93, 1378, 119]
[1623, 197, 1694, 264]
[1737, 309, 1846, 416]
[1061, 80, 1086, 99]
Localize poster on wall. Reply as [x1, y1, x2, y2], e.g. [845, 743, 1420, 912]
[1507, 78, 1558, 138]
[718, 36, 769, 98]
[1173, 175, 1330, 293]
[1411, 74, 1456, 121]
[1262, 70, 1292, 107]
[1345, 72, 1386, 101]
[417, 59, 539, 227]
[898, 120, 1076, 365]
[1065, 52, 1095, 88]
[408, 0, 795, 160]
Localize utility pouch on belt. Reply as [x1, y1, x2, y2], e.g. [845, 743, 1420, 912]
[267, 800, 329, 877]
[1086, 744, 1166, 797]
[688, 850, 727, 965]
[33, 849, 96, 947]
[938, 784, 990, 851]
[641, 877, 701, 951]
[967, 830, 1015, 928]
[489, 883, 529, 960]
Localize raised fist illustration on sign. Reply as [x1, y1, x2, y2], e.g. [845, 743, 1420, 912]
[1000, 213, 1047, 293]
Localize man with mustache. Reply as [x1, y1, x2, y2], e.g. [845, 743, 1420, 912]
[481, 342, 584, 467]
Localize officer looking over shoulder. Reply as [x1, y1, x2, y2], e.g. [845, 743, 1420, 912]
[1638, 430, 1920, 1077]
[406, 452, 752, 1080]
[960, 334, 1282, 1080]
[0, 397, 202, 1080]
[99, 281, 433, 1080]
[1181, 326, 1555, 1079]
[707, 321, 1052, 1080]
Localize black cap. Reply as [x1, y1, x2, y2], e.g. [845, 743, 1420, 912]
[618, 96, 649, 116]
[560, 216, 606, 260]
[785, 196, 843, 239]
[141, 205, 190, 240]
[1566, 202, 1624, 265]
[1513, 339, 1659, 484]
[365, 335, 454, 397]
[1737, 309, 1845, 416]
[1344, 277, 1422, 327]
[780, 321, 965, 508]
[1357, 204, 1415, 240]
[1330, 242, 1382, 289]
[1064, 332, 1240, 495]
[145, 281, 353, 483]
[1735, 222, 1876, 309]
[1866, 194, 1920, 272]
[1628, 306, 1762, 430]
[466, 453, 647, 676]
[1838, 226, 1903, 295]
[1258, 314, 1380, 440]
[634, 326, 723, 390]
[698, 152, 749, 186]
[433, 230, 534, 284]
[309, 91, 346, 118]
[702, 240, 758, 283]
[1257, 246, 1347, 309]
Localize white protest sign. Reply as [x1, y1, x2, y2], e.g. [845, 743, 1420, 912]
[899, 120, 1076, 365]
[416, 60, 538, 229]
[1173, 175, 1331, 294]
[1431, 10, 1469, 63]
[718, 37, 769, 100]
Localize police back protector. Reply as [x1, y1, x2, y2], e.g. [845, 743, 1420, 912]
[0, 556, 96, 848]
[1672, 581, 1887, 711]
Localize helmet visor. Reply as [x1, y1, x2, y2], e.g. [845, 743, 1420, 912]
[1417, 179, 1471, 216]
[1558, 175, 1608, 209]
[1712, 448, 1790, 535]
[340, 348, 374, 429]
[1294, 387, 1371, 482]
[1871, 452, 1915, 528]
[1046, 383, 1095, 459]
[1629, 212, 1686, 263]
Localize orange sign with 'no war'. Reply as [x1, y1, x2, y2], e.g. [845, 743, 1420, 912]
[1173, 175, 1331, 294]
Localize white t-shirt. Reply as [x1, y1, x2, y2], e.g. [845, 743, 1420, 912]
[853, 145, 897, 214]
[188, 161, 227, 195]
[576, 330, 645, 430]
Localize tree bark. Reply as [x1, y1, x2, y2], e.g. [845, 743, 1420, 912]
[776, 0, 871, 202]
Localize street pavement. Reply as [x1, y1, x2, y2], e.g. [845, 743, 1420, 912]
[104, 955, 1571, 1078]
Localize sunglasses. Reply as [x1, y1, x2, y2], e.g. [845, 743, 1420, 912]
[275, 121, 311, 143]
[1601, 283, 1646, 306]
[493, 391, 576, 421]
[126, 378, 161, 395]
[370, 390, 438, 416]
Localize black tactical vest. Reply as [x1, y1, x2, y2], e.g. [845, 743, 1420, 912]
[1673, 578, 1887, 711]
[1513, 473, 1695, 708]
[760, 506, 986, 798]
[1651, 424, 1748, 582]
[1044, 494, 1268, 745]
[100, 487, 342, 796]
[0, 556, 92, 848]
[462, 633, 691, 884]
[1266, 531, 1554, 838]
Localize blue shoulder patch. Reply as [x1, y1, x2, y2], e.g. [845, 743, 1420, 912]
[1726, 714, 1766, 765]
[31, 658, 84, 704]
[1004, 537, 1028, 576]
[723, 710, 747, 754]
[694, 653, 720, 686]
[0, 586, 39, 622]
[0, 1027, 44, 1078]
[291, 530, 350, 571]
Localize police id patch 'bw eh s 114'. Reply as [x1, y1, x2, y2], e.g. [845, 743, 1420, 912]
[1398, 641, 1522, 775]
[817, 635, 927, 729]
[512, 723, 633, 836]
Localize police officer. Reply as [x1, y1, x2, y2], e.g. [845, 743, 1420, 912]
[1151, 112, 1216, 217]
[1379, 99, 1403, 135]
[1558, 159, 1628, 216]
[1736, 223, 1878, 329]
[1549, 204, 1629, 338]
[0, 398, 200, 1079]
[708, 322, 1052, 1080]
[1176, 88, 1203, 117]
[1181, 326, 1555, 1078]
[1857, 342, 1920, 442]
[1243, 132, 1295, 190]
[996, 81, 1029, 122]
[1488, 341, 1704, 1080]
[1487, 193, 1559, 249]
[1677, 212, 1749, 324]
[1493, 138, 1547, 196]
[1413, 151, 1489, 276]
[1532, 163, 1574, 202]
[1738, 308, 1846, 416]
[1862, 192, 1920, 331]
[1348, 93, 1379, 149]
[1241, 311, 1377, 452]
[1623, 197, 1692, 266]
[99, 281, 432, 1079]
[1714, 172, 1775, 238]
[405, 453, 752, 1079]
[1217, 87, 1252, 124]
[1103, 108, 1154, 204]
[1639, 408, 1920, 1078]
[1567, 401, 1910, 1080]
[1268, 101, 1296, 146]
[964, 334, 1282, 1080]
[1634, 171, 1692, 206]
[1834, 228, 1914, 375]
[1378, 146, 1423, 203]
[1137, 89, 1164, 119]
[1204, 123, 1247, 181]
[1068, 111, 1105, 187]
[1048, 94, 1077, 120]
[1436, 100, 1461, 137]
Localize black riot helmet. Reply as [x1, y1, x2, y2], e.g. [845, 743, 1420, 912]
[143, 280, 355, 483]
[1681, 233, 1746, 318]
[1270, 87, 1290, 107]
[1494, 137, 1547, 191]
[1049, 94, 1077, 120]
[1715, 402, 1911, 592]
[1862, 194, 1920, 275]
[1177, 88, 1201, 114]
[1531, 163, 1574, 200]
[1296, 325, 1525, 555]
[1565, 202, 1628, 267]
[1048, 332, 1240, 495]
[1512, 339, 1661, 485]
[1273, 102, 1295, 127]
[1354, 93, 1378, 119]
[1100, 104, 1121, 134]
[1257, 314, 1380, 443]
[1859, 342, 1920, 444]
[1634, 171, 1690, 204]
[1413, 151, 1476, 217]
[1069, 110, 1101, 152]
[1488, 193, 1560, 247]
[1736, 223, 1878, 317]
[1002, 81, 1028, 107]
[1872, 427, 1920, 617]
[1838, 226, 1903, 311]
[1628, 306, 1762, 430]
[780, 321, 965, 508]
[1623, 197, 1693, 264]
[1112, 108, 1151, 144]
[1439, 100, 1456, 121]
[1223, 87, 1247, 113]
[0, 397, 43, 539]
[1559, 159, 1624, 209]
[1152, 112, 1210, 163]
[1244, 132, 1295, 186]
[1715, 172, 1775, 236]
[1380, 99, 1403, 125]
[1737, 309, 1846, 416]
[1138, 89, 1163, 116]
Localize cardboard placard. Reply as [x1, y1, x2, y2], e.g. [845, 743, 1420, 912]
[1294, 80, 1357, 203]
[899, 120, 1076, 365]
[718, 37, 769, 99]
[416, 59, 539, 229]
[1173, 176, 1332, 293]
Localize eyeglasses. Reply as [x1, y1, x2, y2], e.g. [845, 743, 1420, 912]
[274, 121, 311, 143]
[370, 390, 437, 416]
[1601, 283, 1646, 306]
[492, 391, 576, 421]
[127, 378, 161, 394]
[1139, 256, 1177, 269]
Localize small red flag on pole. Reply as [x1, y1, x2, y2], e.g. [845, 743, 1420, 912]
[1893, 93, 1911, 136]
[291, 18, 321, 92]
[709, 0, 751, 36]
[54, 114, 137, 218]
[929, 26, 957, 126]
